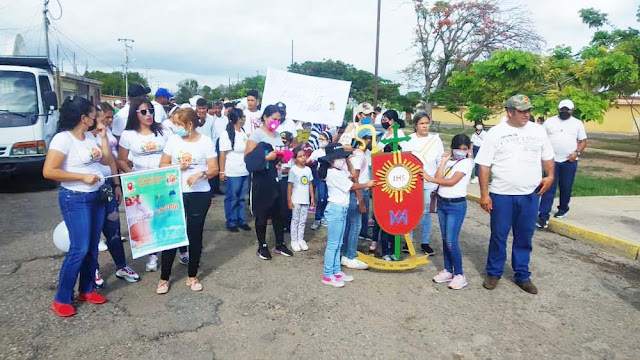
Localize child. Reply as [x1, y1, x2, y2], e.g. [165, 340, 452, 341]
[318, 143, 375, 288]
[423, 134, 473, 290]
[307, 131, 332, 230]
[288, 147, 315, 252]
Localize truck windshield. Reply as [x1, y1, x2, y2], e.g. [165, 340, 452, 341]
[0, 71, 39, 128]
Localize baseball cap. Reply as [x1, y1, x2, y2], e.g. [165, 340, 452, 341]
[275, 102, 287, 114]
[114, 99, 122, 105]
[357, 128, 373, 138]
[128, 83, 151, 98]
[505, 94, 533, 111]
[155, 88, 174, 99]
[558, 99, 575, 110]
[356, 102, 374, 115]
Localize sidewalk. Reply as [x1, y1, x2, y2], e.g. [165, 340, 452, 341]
[466, 183, 640, 261]
[589, 147, 638, 159]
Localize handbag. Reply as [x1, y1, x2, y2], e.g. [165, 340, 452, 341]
[428, 159, 463, 213]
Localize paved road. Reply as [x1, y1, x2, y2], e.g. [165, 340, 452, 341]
[1, 178, 639, 359]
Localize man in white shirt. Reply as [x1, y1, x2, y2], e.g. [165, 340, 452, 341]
[243, 90, 262, 135]
[475, 94, 555, 295]
[151, 88, 172, 124]
[111, 83, 150, 137]
[195, 98, 222, 195]
[339, 102, 374, 145]
[275, 102, 298, 143]
[537, 99, 587, 227]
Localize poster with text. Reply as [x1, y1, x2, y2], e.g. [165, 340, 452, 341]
[261, 68, 351, 127]
[120, 166, 188, 259]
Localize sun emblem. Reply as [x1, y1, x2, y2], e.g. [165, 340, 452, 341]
[375, 151, 422, 203]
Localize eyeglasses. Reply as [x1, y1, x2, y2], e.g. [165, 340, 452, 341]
[136, 108, 155, 116]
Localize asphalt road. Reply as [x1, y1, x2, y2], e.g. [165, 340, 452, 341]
[1, 177, 639, 359]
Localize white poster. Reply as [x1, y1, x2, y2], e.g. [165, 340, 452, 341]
[261, 68, 352, 127]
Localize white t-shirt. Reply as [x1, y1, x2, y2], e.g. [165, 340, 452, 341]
[278, 118, 298, 139]
[163, 134, 217, 193]
[243, 109, 262, 135]
[349, 149, 370, 184]
[288, 165, 313, 205]
[111, 104, 130, 136]
[543, 115, 587, 162]
[437, 158, 473, 199]
[404, 133, 444, 190]
[218, 129, 249, 177]
[377, 128, 406, 150]
[151, 100, 168, 124]
[249, 127, 284, 149]
[196, 114, 216, 142]
[475, 121, 555, 195]
[309, 148, 325, 162]
[94, 133, 114, 178]
[162, 119, 175, 134]
[119, 130, 168, 171]
[471, 130, 487, 148]
[212, 115, 228, 143]
[326, 167, 353, 207]
[49, 131, 105, 192]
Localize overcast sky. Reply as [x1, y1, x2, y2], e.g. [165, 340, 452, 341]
[2, 0, 638, 94]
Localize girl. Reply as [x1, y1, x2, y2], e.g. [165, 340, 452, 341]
[158, 108, 219, 293]
[423, 134, 473, 290]
[470, 121, 487, 184]
[318, 143, 375, 287]
[117, 98, 168, 273]
[377, 109, 406, 149]
[287, 147, 315, 252]
[219, 108, 251, 232]
[43, 96, 114, 317]
[308, 131, 331, 230]
[404, 111, 444, 256]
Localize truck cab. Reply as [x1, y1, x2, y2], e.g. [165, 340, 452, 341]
[0, 57, 58, 177]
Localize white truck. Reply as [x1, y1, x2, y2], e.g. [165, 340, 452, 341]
[0, 56, 59, 178]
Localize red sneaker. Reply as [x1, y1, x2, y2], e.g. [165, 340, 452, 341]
[77, 290, 107, 304]
[51, 301, 76, 317]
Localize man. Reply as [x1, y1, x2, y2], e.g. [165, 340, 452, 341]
[151, 88, 172, 124]
[372, 106, 382, 124]
[195, 98, 216, 142]
[243, 90, 262, 135]
[275, 102, 298, 144]
[536, 99, 587, 228]
[339, 102, 374, 145]
[475, 94, 555, 295]
[114, 99, 123, 110]
[207, 100, 227, 196]
[111, 83, 151, 137]
[224, 102, 235, 117]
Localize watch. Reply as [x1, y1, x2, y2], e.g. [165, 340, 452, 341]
[576, 151, 581, 156]
[201, 171, 207, 179]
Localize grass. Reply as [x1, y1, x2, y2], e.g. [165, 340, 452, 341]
[588, 136, 640, 153]
[571, 174, 640, 196]
[580, 165, 622, 173]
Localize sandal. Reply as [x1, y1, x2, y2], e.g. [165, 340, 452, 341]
[156, 280, 169, 294]
[186, 278, 203, 291]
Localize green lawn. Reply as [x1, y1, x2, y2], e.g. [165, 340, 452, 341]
[571, 173, 640, 196]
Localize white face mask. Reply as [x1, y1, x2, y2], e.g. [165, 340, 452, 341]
[475, 124, 483, 130]
[319, 140, 329, 148]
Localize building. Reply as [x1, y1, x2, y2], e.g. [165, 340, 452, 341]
[54, 72, 102, 105]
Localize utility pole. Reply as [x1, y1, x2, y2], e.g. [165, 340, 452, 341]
[72, 52, 77, 75]
[291, 40, 294, 67]
[43, 0, 51, 60]
[118, 38, 134, 98]
[373, 0, 382, 108]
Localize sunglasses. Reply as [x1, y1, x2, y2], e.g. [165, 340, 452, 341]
[136, 108, 155, 116]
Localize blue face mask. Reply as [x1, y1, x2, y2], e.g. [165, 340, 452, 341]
[361, 117, 372, 125]
[452, 149, 468, 160]
[174, 126, 188, 137]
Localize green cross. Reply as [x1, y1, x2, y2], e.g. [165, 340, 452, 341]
[380, 123, 410, 152]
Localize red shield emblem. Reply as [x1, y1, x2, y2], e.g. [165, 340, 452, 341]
[372, 151, 424, 235]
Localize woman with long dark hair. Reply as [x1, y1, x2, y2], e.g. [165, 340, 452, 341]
[219, 108, 251, 232]
[43, 96, 114, 317]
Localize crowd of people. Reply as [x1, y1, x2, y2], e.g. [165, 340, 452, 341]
[43, 84, 587, 316]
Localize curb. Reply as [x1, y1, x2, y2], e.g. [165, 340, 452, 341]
[466, 192, 640, 261]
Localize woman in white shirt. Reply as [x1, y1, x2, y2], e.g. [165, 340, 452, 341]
[158, 108, 219, 294]
[403, 111, 444, 256]
[43, 96, 114, 317]
[378, 110, 406, 148]
[219, 108, 251, 232]
[117, 98, 168, 273]
[470, 121, 488, 184]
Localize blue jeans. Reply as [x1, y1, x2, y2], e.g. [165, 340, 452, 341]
[341, 192, 361, 259]
[55, 188, 105, 304]
[359, 189, 371, 238]
[419, 187, 434, 245]
[102, 179, 126, 269]
[437, 198, 467, 275]
[324, 202, 348, 277]
[224, 175, 249, 228]
[315, 180, 328, 221]
[472, 146, 480, 176]
[486, 192, 539, 282]
[538, 160, 578, 221]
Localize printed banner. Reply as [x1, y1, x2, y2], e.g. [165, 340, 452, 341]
[261, 68, 351, 127]
[120, 166, 188, 259]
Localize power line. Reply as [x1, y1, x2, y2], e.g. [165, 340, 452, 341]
[50, 24, 118, 72]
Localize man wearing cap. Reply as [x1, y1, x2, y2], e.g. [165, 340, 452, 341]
[275, 102, 298, 143]
[339, 102, 375, 146]
[475, 94, 555, 295]
[536, 99, 587, 228]
[111, 83, 151, 137]
[113, 99, 123, 112]
[152, 88, 172, 124]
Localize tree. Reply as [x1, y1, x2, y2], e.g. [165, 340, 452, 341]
[174, 79, 199, 104]
[84, 71, 148, 96]
[405, 0, 543, 114]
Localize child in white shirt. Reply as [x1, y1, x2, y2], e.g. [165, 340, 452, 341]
[287, 147, 315, 252]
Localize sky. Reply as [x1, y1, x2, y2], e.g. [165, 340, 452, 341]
[1, 0, 638, 95]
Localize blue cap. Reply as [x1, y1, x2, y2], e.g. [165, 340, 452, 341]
[357, 128, 373, 138]
[155, 88, 174, 99]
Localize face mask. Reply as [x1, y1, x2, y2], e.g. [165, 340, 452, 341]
[267, 120, 280, 132]
[475, 124, 483, 130]
[174, 126, 188, 137]
[332, 158, 347, 170]
[382, 122, 391, 129]
[361, 117, 372, 125]
[319, 140, 329, 148]
[452, 149, 468, 160]
[558, 111, 570, 120]
[366, 141, 372, 151]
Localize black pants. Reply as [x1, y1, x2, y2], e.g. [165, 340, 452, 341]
[254, 193, 285, 247]
[278, 177, 292, 228]
[161, 192, 211, 280]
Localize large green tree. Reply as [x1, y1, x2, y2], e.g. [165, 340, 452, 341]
[83, 71, 148, 96]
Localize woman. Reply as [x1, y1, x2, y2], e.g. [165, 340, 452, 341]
[378, 109, 406, 148]
[117, 97, 168, 272]
[244, 104, 293, 260]
[93, 103, 140, 287]
[43, 96, 114, 317]
[158, 108, 219, 293]
[404, 111, 444, 256]
[219, 108, 251, 232]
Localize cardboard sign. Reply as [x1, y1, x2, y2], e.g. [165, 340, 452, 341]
[261, 68, 351, 127]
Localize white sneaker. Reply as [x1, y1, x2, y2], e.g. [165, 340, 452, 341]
[291, 240, 302, 252]
[299, 239, 309, 251]
[335, 271, 354, 282]
[321, 218, 328, 227]
[449, 274, 468, 290]
[470, 177, 479, 184]
[98, 241, 108, 252]
[145, 254, 158, 272]
[322, 275, 345, 288]
[344, 258, 369, 270]
[340, 256, 348, 266]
